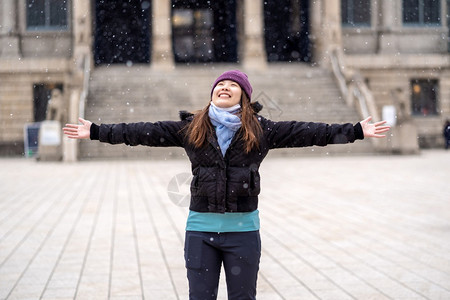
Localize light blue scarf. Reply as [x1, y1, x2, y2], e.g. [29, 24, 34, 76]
[208, 102, 242, 156]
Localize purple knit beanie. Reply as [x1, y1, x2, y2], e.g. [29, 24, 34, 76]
[211, 70, 253, 100]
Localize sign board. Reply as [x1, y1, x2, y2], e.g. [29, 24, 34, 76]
[24, 122, 41, 158]
[382, 105, 397, 127]
[39, 120, 61, 146]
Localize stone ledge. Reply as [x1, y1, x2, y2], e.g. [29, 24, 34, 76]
[345, 54, 450, 69]
[0, 57, 71, 73]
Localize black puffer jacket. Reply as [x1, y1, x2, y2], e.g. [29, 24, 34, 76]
[90, 106, 364, 213]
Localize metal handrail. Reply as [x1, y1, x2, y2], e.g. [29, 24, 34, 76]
[353, 82, 370, 118]
[329, 48, 379, 121]
[329, 49, 349, 104]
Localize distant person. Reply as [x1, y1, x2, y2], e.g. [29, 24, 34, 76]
[444, 120, 450, 150]
[63, 70, 390, 300]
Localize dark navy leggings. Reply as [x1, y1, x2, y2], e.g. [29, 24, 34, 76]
[184, 231, 261, 300]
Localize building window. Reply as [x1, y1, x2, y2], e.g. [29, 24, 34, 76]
[403, 0, 441, 26]
[341, 0, 371, 27]
[171, 0, 237, 63]
[26, 0, 69, 31]
[447, 0, 450, 51]
[411, 79, 439, 116]
[172, 8, 214, 62]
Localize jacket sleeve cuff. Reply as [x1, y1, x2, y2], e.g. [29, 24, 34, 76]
[90, 123, 100, 140]
[354, 122, 364, 140]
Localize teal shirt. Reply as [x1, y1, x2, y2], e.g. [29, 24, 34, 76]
[186, 210, 260, 233]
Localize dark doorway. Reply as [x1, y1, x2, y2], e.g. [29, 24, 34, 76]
[264, 0, 311, 62]
[33, 83, 63, 122]
[94, 0, 151, 65]
[171, 0, 237, 63]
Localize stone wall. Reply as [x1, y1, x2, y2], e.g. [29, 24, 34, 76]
[342, 1, 448, 55]
[357, 65, 450, 148]
[0, 59, 71, 154]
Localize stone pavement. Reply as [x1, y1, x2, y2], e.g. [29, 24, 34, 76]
[1, 150, 450, 300]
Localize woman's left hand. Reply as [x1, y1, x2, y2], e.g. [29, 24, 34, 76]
[360, 116, 391, 138]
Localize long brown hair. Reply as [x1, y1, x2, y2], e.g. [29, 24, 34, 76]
[185, 93, 263, 153]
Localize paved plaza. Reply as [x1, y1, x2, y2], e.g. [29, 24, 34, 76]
[1, 150, 450, 300]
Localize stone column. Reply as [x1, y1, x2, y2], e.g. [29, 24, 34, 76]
[72, 0, 92, 62]
[310, 0, 323, 64]
[64, 0, 92, 162]
[310, 0, 342, 67]
[242, 0, 267, 70]
[377, 0, 399, 53]
[63, 89, 81, 162]
[0, 0, 20, 57]
[151, 0, 174, 70]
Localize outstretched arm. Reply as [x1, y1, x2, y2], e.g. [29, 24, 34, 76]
[64, 117, 186, 147]
[63, 118, 92, 139]
[262, 115, 390, 149]
[360, 116, 390, 138]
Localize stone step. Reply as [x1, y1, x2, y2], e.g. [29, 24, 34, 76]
[80, 64, 374, 159]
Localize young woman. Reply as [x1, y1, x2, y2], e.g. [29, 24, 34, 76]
[63, 70, 390, 300]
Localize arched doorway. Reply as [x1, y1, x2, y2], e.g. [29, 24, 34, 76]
[94, 0, 151, 65]
[171, 0, 237, 63]
[264, 0, 311, 62]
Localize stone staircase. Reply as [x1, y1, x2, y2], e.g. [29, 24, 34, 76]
[80, 64, 375, 159]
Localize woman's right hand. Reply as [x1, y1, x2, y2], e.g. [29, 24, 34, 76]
[63, 118, 92, 139]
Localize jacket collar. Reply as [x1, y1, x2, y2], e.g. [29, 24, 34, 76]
[179, 101, 263, 121]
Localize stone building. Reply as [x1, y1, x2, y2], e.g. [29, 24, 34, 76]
[0, 0, 448, 160]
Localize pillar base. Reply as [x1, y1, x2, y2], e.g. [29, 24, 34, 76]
[243, 36, 267, 70]
[387, 122, 420, 154]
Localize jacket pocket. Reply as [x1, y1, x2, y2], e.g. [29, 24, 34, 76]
[190, 174, 199, 191]
[249, 170, 260, 194]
